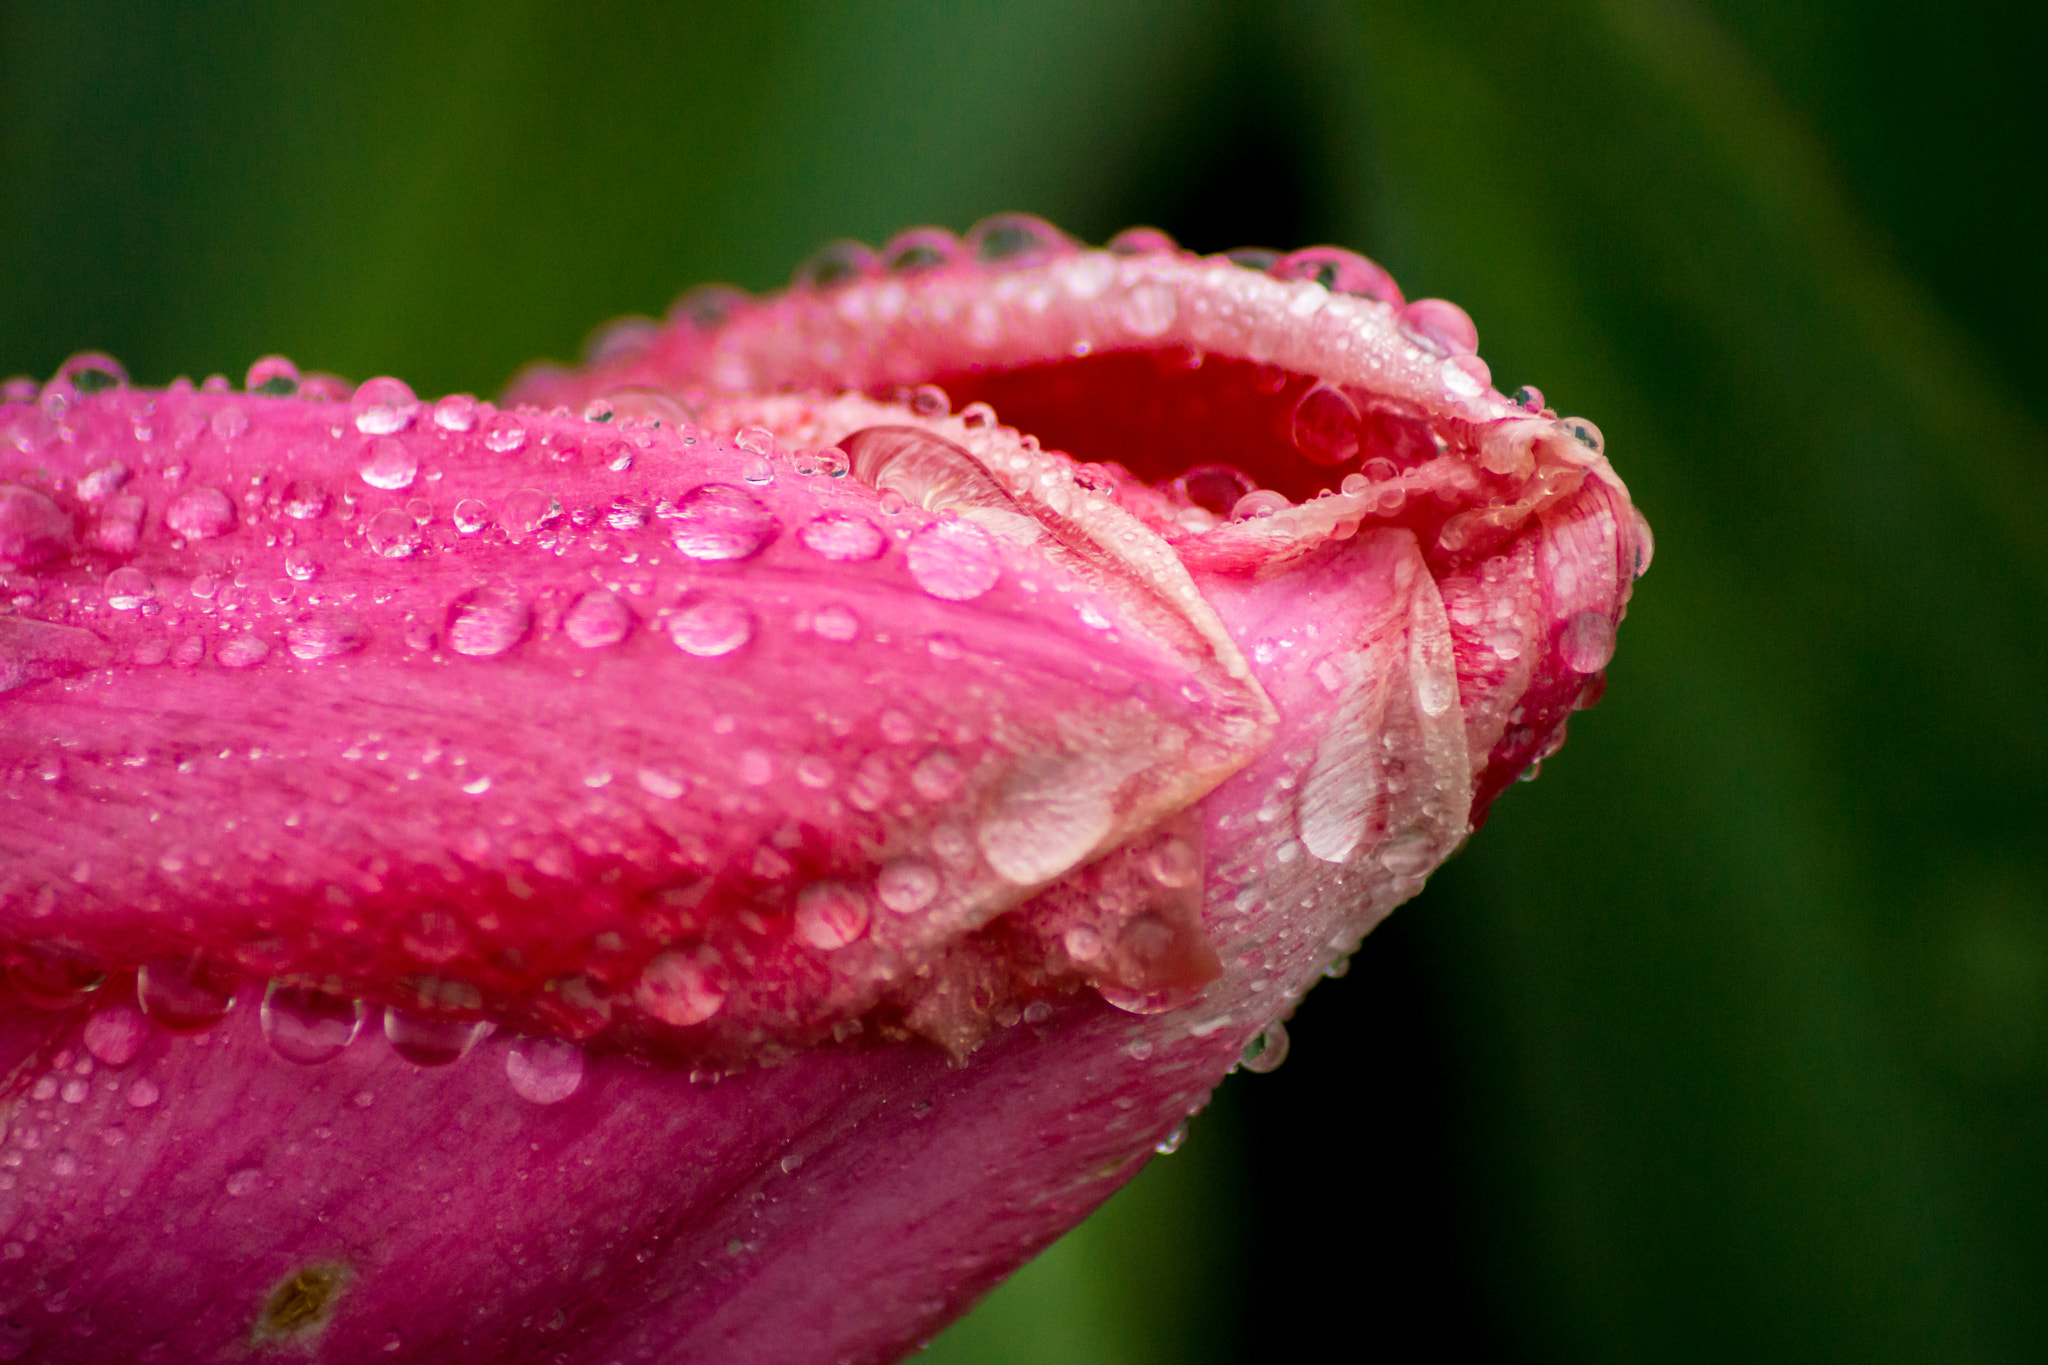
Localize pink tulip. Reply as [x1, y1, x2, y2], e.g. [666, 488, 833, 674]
[0, 217, 1648, 1363]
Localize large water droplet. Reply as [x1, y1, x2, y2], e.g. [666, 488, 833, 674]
[482, 415, 527, 454]
[165, 487, 236, 541]
[666, 594, 753, 658]
[977, 757, 1115, 885]
[794, 881, 871, 950]
[1559, 610, 1616, 673]
[906, 520, 1001, 601]
[1269, 247, 1404, 306]
[840, 426, 1014, 513]
[451, 498, 489, 534]
[103, 566, 154, 611]
[433, 393, 479, 432]
[668, 483, 777, 561]
[634, 952, 724, 1026]
[286, 612, 367, 661]
[1290, 384, 1361, 466]
[363, 508, 420, 558]
[246, 356, 299, 396]
[281, 480, 329, 520]
[357, 437, 418, 490]
[1239, 1021, 1290, 1074]
[260, 978, 367, 1064]
[1398, 299, 1479, 357]
[501, 487, 561, 542]
[6, 943, 105, 1010]
[876, 860, 939, 914]
[506, 1037, 585, 1104]
[383, 1007, 491, 1067]
[352, 377, 419, 435]
[797, 512, 885, 561]
[1175, 465, 1257, 517]
[447, 586, 529, 657]
[137, 955, 240, 1033]
[563, 588, 631, 648]
[82, 1002, 147, 1066]
[0, 483, 74, 567]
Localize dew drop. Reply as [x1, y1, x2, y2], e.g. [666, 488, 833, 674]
[1230, 490, 1291, 521]
[1290, 383, 1361, 466]
[905, 520, 1000, 601]
[909, 384, 950, 417]
[741, 455, 775, 486]
[282, 548, 318, 582]
[432, 394, 479, 432]
[285, 612, 367, 661]
[0, 483, 75, 567]
[1155, 1120, 1189, 1155]
[224, 1168, 261, 1197]
[1269, 246, 1404, 305]
[352, 377, 419, 435]
[876, 860, 939, 914]
[383, 1008, 491, 1067]
[260, 978, 367, 1064]
[81, 1003, 147, 1066]
[357, 437, 418, 490]
[482, 416, 527, 454]
[1146, 836, 1200, 888]
[1559, 610, 1616, 673]
[794, 881, 870, 950]
[811, 603, 860, 642]
[506, 1037, 585, 1104]
[363, 507, 420, 558]
[216, 634, 271, 669]
[1239, 1021, 1290, 1074]
[126, 1078, 159, 1108]
[634, 952, 724, 1026]
[103, 566, 154, 611]
[246, 356, 300, 396]
[59, 351, 129, 392]
[1117, 282, 1178, 337]
[665, 594, 753, 658]
[501, 487, 561, 543]
[563, 588, 631, 648]
[137, 955, 240, 1034]
[668, 483, 777, 561]
[1398, 299, 1479, 356]
[1063, 925, 1104, 962]
[281, 480, 329, 521]
[798, 511, 885, 561]
[910, 748, 964, 801]
[1175, 465, 1257, 517]
[451, 498, 489, 534]
[165, 487, 236, 541]
[446, 586, 529, 657]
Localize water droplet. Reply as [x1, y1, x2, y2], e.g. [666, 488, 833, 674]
[811, 603, 860, 642]
[1155, 1120, 1189, 1155]
[910, 747, 964, 801]
[282, 548, 318, 582]
[1239, 1021, 1289, 1074]
[126, 1077, 159, 1108]
[794, 881, 870, 950]
[357, 437, 418, 490]
[1107, 225, 1178, 255]
[260, 978, 367, 1064]
[906, 520, 1000, 601]
[1511, 385, 1545, 413]
[909, 384, 950, 417]
[383, 1007, 491, 1067]
[794, 238, 877, 289]
[137, 955, 240, 1033]
[501, 487, 561, 542]
[1146, 836, 1200, 888]
[222, 1167, 261, 1197]
[882, 226, 958, 273]
[432, 393, 479, 432]
[634, 952, 724, 1026]
[216, 634, 272, 669]
[1378, 834, 1434, 877]
[451, 498, 489, 534]
[1291, 383, 1361, 466]
[977, 757, 1117, 886]
[1063, 925, 1104, 961]
[563, 589, 630, 648]
[246, 356, 300, 396]
[59, 351, 128, 392]
[210, 406, 249, 442]
[666, 594, 753, 657]
[1269, 246, 1404, 305]
[165, 487, 236, 540]
[482, 416, 527, 454]
[876, 860, 939, 914]
[446, 586, 529, 657]
[285, 612, 367, 661]
[82, 1003, 147, 1066]
[1230, 490, 1291, 521]
[967, 213, 1066, 264]
[1398, 299, 1479, 356]
[103, 566, 154, 611]
[667, 483, 776, 561]
[1559, 610, 1615, 673]
[1562, 416, 1605, 455]
[506, 1037, 585, 1104]
[0, 483, 74, 567]
[741, 455, 775, 486]
[352, 377, 419, 435]
[1117, 282, 1178, 337]
[1174, 465, 1257, 517]
[281, 480, 329, 520]
[363, 507, 420, 558]
[798, 511, 885, 561]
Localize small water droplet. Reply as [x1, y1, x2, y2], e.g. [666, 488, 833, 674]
[794, 881, 870, 950]
[1117, 282, 1178, 337]
[876, 860, 939, 914]
[126, 1077, 160, 1108]
[260, 978, 367, 1064]
[1269, 246, 1404, 305]
[811, 603, 860, 642]
[668, 484, 777, 561]
[506, 1036, 585, 1104]
[1063, 925, 1103, 961]
[967, 213, 1066, 264]
[137, 955, 239, 1033]
[216, 634, 271, 669]
[1562, 416, 1605, 455]
[1290, 383, 1361, 466]
[165, 487, 236, 540]
[741, 455, 775, 486]
[1511, 385, 1545, 412]
[281, 480, 329, 520]
[446, 586, 529, 657]
[665, 594, 753, 657]
[482, 416, 527, 454]
[224, 1167, 261, 1197]
[357, 437, 418, 490]
[451, 498, 489, 534]
[286, 612, 367, 662]
[1155, 1120, 1189, 1155]
[283, 548, 319, 582]
[1146, 836, 1200, 888]
[563, 588, 631, 648]
[383, 1007, 491, 1067]
[82, 1003, 147, 1066]
[501, 487, 561, 542]
[1398, 298, 1479, 356]
[905, 520, 1000, 601]
[634, 952, 724, 1026]
[798, 511, 885, 561]
[910, 748, 964, 801]
[1230, 490, 1291, 521]
[103, 566, 154, 611]
[433, 393, 479, 432]
[909, 384, 950, 417]
[363, 507, 420, 558]
[1239, 1021, 1289, 1074]
[59, 350, 129, 393]
[1559, 610, 1615, 673]
[246, 356, 300, 396]
[1175, 465, 1257, 516]
[352, 377, 419, 435]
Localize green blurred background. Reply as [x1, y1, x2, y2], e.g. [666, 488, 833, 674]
[5, 1, 2045, 1359]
